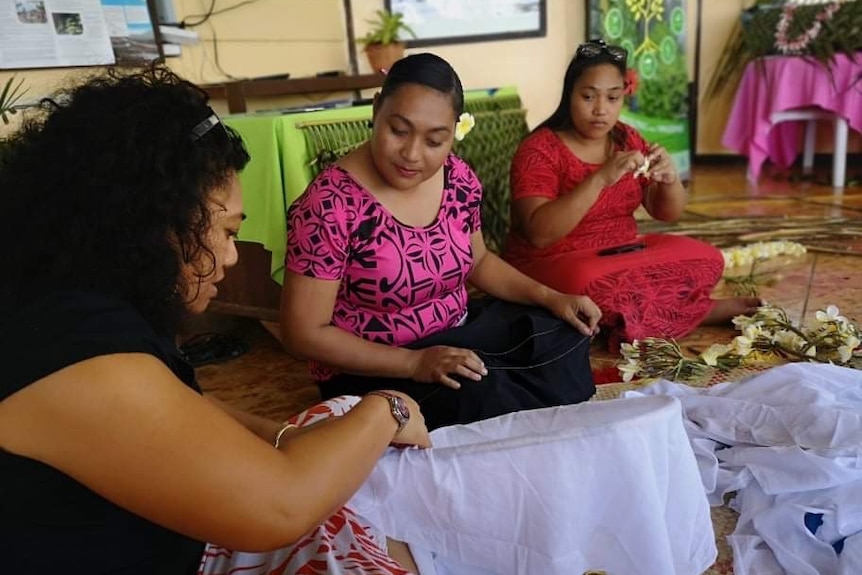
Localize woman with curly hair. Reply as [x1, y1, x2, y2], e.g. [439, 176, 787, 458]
[0, 66, 430, 575]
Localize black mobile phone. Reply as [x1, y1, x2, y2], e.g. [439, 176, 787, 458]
[597, 242, 646, 256]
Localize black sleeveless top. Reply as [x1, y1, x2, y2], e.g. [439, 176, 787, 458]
[0, 291, 204, 574]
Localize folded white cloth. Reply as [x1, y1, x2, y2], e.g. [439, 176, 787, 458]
[626, 363, 862, 575]
[349, 395, 716, 575]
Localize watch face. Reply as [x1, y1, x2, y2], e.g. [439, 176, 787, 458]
[392, 396, 410, 424]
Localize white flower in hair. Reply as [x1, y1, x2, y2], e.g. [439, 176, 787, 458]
[454, 112, 475, 141]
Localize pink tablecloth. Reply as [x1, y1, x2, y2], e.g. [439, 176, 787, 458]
[722, 53, 862, 179]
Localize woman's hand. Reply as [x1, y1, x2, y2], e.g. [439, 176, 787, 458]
[385, 390, 432, 448]
[408, 346, 487, 390]
[542, 292, 602, 336]
[645, 143, 677, 185]
[596, 150, 646, 187]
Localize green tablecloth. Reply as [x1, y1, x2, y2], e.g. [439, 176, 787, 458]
[224, 86, 520, 284]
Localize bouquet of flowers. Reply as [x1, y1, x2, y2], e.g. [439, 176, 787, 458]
[618, 304, 862, 383]
[721, 240, 807, 296]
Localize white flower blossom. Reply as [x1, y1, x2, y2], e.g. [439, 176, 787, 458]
[835, 335, 861, 363]
[618, 359, 641, 383]
[837, 345, 855, 363]
[731, 335, 753, 357]
[815, 305, 846, 325]
[772, 329, 807, 351]
[733, 314, 756, 330]
[743, 324, 764, 341]
[721, 241, 807, 270]
[700, 343, 731, 367]
[620, 341, 640, 360]
[454, 112, 475, 141]
[757, 307, 783, 323]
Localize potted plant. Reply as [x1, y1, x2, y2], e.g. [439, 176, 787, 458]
[1, 76, 28, 125]
[0, 76, 28, 161]
[359, 9, 416, 74]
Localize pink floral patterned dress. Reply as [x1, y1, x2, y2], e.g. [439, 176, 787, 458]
[285, 154, 482, 381]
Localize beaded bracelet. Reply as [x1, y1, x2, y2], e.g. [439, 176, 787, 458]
[273, 422, 298, 449]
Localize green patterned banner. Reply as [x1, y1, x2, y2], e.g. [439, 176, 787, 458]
[589, 0, 692, 178]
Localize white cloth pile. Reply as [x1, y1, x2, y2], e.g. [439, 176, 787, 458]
[626, 363, 862, 575]
[349, 395, 716, 575]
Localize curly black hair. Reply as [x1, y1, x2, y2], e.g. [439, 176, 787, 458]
[0, 65, 249, 335]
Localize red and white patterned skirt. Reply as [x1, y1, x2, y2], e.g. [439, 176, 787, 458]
[197, 396, 413, 575]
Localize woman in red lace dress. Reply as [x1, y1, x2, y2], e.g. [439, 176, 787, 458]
[503, 40, 760, 350]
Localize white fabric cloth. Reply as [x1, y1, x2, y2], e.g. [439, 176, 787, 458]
[349, 395, 716, 575]
[625, 363, 862, 575]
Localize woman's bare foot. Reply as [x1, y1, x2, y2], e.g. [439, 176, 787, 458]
[701, 297, 763, 326]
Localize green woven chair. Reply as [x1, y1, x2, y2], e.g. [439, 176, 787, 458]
[298, 95, 529, 253]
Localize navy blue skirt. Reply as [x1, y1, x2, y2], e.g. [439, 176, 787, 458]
[318, 298, 595, 430]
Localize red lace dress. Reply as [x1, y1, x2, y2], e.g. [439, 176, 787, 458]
[503, 126, 723, 350]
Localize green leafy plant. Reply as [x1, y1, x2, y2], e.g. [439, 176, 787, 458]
[0, 76, 28, 125]
[359, 9, 416, 46]
[706, 0, 862, 100]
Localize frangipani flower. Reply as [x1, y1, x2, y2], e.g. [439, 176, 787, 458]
[731, 335, 753, 357]
[743, 324, 764, 341]
[620, 341, 640, 360]
[722, 243, 806, 297]
[721, 241, 806, 270]
[454, 112, 475, 141]
[834, 335, 861, 363]
[815, 305, 846, 325]
[838, 345, 855, 363]
[757, 306, 784, 323]
[618, 359, 641, 382]
[700, 343, 731, 367]
[772, 329, 807, 351]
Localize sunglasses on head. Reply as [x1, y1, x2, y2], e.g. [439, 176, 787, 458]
[576, 39, 627, 63]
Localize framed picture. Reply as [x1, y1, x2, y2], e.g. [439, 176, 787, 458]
[385, 0, 546, 47]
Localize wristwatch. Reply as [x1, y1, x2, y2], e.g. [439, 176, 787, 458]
[366, 391, 410, 432]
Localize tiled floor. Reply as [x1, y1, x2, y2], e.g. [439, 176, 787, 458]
[196, 160, 862, 420]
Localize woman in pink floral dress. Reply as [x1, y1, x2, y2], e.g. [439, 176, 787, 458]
[281, 53, 603, 431]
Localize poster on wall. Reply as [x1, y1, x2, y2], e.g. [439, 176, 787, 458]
[387, 0, 546, 47]
[587, 0, 691, 178]
[100, 0, 162, 66]
[0, 0, 116, 69]
[0, 0, 161, 69]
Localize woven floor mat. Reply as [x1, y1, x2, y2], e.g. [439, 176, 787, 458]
[591, 365, 772, 574]
[591, 365, 769, 401]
